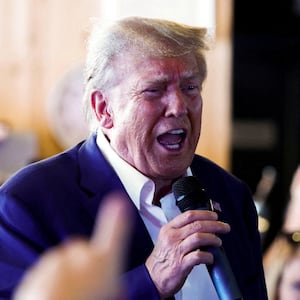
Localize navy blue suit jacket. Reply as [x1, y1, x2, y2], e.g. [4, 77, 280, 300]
[0, 135, 267, 299]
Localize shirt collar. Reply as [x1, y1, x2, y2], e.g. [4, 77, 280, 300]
[95, 130, 191, 209]
[96, 130, 151, 210]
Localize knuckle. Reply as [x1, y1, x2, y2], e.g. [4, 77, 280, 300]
[190, 220, 202, 232]
[195, 249, 214, 264]
[183, 210, 196, 221]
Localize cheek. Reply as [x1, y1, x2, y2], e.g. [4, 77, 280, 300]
[190, 96, 203, 115]
[197, 98, 203, 117]
[117, 114, 148, 147]
[191, 106, 202, 132]
[133, 104, 160, 131]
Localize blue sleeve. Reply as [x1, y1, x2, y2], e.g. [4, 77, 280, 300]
[0, 194, 42, 299]
[121, 265, 161, 300]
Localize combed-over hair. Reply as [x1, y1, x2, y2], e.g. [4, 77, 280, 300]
[83, 16, 209, 132]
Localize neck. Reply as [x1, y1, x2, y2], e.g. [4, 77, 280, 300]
[152, 177, 181, 206]
[153, 186, 171, 207]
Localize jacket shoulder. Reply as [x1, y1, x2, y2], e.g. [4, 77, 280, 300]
[191, 155, 244, 188]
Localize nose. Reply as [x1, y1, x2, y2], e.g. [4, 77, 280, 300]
[165, 89, 188, 118]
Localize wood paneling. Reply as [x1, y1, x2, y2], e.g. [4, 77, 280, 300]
[0, 0, 99, 158]
[196, 0, 233, 170]
[0, 0, 233, 170]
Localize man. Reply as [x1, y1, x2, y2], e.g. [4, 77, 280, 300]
[0, 17, 267, 299]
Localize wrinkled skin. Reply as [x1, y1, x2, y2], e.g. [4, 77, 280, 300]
[92, 53, 203, 197]
[146, 210, 230, 298]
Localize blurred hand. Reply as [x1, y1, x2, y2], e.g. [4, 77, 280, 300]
[14, 192, 131, 300]
[145, 210, 230, 298]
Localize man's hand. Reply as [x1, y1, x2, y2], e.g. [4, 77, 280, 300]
[145, 210, 230, 299]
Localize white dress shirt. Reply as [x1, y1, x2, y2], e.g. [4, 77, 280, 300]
[96, 131, 219, 299]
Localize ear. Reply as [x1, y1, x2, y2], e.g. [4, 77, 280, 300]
[91, 90, 113, 128]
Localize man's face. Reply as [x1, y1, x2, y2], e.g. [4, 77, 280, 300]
[98, 53, 203, 181]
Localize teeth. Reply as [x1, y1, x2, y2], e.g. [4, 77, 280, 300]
[168, 129, 184, 134]
[165, 144, 180, 149]
[157, 129, 186, 150]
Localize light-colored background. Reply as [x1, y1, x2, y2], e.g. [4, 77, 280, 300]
[0, 0, 232, 170]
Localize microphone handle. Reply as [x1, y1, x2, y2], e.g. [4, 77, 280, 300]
[173, 176, 243, 299]
[206, 245, 243, 300]
[196, 202, 243, 300]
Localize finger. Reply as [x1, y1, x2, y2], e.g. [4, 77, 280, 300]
[91, 192, 131, 252]
[187, 219, 231, 234]
[178, 232, 222, 255]
[170, 210, 219, 229]
[183, 248, 214, 267]
[89, 192, 132, 298]
[173, 220, 230, 244]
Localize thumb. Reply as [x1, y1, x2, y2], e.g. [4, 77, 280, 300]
[91, 191, 132, 263]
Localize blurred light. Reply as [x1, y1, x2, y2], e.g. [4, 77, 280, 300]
[100, 0, 215, 29]
[258, 216, 270, 234]
[292, 232, 300, 243]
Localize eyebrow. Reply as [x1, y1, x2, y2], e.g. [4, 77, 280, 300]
[144, 72, 202, 85]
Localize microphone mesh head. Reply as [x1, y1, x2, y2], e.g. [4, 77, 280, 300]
[172, 176, 199, 198]
[172, 176, 209, 212]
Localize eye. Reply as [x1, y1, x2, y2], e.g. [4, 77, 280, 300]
[142, 85, 166, 98]
[181, 84, 200, 95]
[145, 88, 161, 94]
[142, 89, 162, 99]
[187, 85, 197, 90]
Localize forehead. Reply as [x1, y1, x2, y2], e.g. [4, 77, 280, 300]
[115, 52, 202, 83]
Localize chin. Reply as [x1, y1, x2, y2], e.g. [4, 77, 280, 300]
[161, 166, 188, 179]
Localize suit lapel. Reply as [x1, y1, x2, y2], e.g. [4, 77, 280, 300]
[76, 135, 154, 269]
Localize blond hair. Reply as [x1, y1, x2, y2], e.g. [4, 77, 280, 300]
[83, 16, 209, 131]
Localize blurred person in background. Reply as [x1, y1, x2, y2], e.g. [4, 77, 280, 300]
[0, 120, 38, 185]
[264, 166, 300, 299]
[0, 17, 267, 299]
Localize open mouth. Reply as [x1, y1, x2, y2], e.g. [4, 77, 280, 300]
[157, 129, 187, 150]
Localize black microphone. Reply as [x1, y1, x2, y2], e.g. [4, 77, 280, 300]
[172, 176, 243, 300]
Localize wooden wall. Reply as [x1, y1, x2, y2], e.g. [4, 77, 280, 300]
[0, 0, 99, 157]
[197, 0, 233, 170]
[0, 0, 233, 169]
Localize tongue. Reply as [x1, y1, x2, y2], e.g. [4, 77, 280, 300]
[158, 133, 182, 145]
